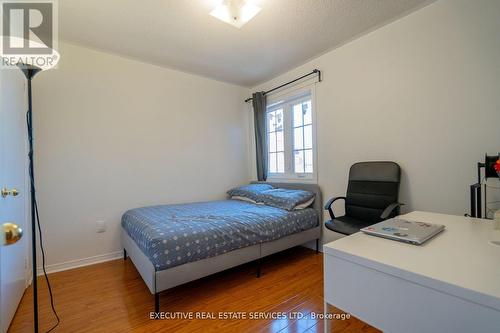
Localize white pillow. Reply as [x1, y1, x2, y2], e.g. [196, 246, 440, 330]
[294, 197, 315, 210]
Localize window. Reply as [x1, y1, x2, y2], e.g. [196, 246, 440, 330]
[267, 108, 285, 173]
[266, 90, 316, 180]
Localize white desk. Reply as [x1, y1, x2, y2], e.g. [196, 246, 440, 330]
[323, 211, 500, 333]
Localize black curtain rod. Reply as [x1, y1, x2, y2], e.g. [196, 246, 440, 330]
[245, 69, 321, 103]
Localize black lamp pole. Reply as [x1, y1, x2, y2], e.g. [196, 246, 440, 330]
[20, 64, 42, 333]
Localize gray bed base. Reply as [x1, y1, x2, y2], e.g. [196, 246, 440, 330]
[121, 182, 322, 312]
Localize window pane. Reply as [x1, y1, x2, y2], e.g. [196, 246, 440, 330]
[269, 152, 277, 173]
[304, 125, 312, 149]
[294, 127, 303, 150]
[269, 132, 276, 153]
[275, 109, 284, 131]
[293, 103, 303, 127]
[277, 152, 285, 173]
[276, 131, 284, 152]
[305, 149, 313, 173]
[303, 100, 312, 125]
[294, 150, 304, 173]
[267, 111, 276, 132]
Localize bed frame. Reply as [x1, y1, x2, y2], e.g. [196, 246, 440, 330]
[121, 182, 322, 312]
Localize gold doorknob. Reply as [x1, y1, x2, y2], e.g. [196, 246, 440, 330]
[1, 188, 19, 198]
[2, 223, 23, 246]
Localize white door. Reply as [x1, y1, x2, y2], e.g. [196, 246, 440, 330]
[0, 68, 28, 332]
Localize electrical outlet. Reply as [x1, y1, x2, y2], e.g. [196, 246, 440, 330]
[96, 220, 106, 233]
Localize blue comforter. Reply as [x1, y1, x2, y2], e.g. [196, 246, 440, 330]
[121, 200, 318, 271]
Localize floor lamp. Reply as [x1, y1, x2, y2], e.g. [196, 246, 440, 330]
[20, 64, 42, 333]
[14, 45, 60, 333]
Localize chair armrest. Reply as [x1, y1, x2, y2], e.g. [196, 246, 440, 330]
[324, 196, 346, 220]
[380, 202, 405, 220]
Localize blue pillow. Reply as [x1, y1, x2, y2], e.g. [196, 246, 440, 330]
[258, 188, 315, 211]
[227, 184, 274, 202]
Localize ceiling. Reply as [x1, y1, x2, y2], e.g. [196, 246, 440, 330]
[59, 0, 434, 87]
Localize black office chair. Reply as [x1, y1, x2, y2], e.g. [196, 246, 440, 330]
[325, 161, 403, 235]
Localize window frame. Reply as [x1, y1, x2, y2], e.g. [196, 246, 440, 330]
[265, 86, 317, 183]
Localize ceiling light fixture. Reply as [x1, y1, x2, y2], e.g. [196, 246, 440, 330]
[210, 0, 261, 29]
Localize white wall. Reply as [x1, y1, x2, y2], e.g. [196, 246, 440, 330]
[33, 42, 250, 270]
[251, 0, 500, 243]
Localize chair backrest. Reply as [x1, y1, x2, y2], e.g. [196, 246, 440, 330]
[345, 161, 401, 223]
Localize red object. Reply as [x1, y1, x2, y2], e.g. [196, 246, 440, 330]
[495, 160, 500, 175]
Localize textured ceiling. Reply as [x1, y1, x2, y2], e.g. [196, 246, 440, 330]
[59, 0, 434, 86]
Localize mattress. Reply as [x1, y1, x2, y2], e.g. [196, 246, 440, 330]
[121, 199, 318, 271]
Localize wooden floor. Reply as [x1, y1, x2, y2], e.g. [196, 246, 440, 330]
[9, 247, 379, 333]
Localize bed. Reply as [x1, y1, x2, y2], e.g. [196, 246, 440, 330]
[121, 182, 322, 312]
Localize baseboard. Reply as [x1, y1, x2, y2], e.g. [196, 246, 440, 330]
[36, 250, 122, 276]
